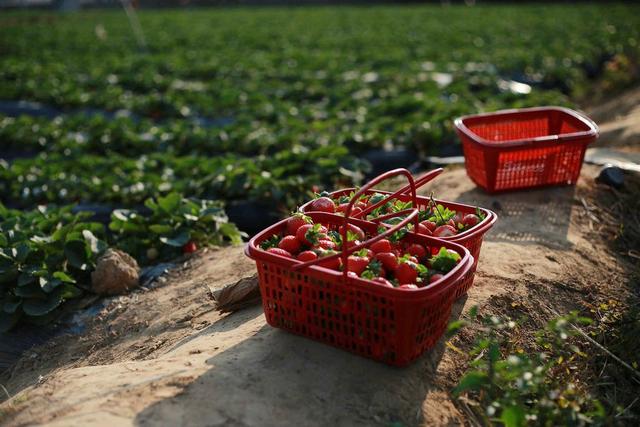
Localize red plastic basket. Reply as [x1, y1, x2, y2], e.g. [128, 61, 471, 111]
[455, 106, 598, 193]
[246, 170, 474, 366]
[301, 189, 496, 299]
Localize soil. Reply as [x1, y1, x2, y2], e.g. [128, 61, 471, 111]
[1, 89, 639, 426]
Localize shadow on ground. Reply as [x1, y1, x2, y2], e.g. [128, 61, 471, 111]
[133, 299, 466, 427]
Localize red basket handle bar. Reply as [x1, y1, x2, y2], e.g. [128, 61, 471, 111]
[352, 167, 443, 220]
[293, 168, 420, 278]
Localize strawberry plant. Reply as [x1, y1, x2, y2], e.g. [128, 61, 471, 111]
[0, 203, 107, 331]
[109, 193, 245, 264]
[449, 310, 606, 426]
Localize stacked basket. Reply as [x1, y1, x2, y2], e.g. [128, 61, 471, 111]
[245, 168, 496, 366]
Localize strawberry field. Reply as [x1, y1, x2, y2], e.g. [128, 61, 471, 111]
[1, 4, 639, 330]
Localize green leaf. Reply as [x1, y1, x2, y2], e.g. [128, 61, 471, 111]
[500, 406, 526, 427]
[14, 242, 31, 263]
[82, 229, 107, 254]
[57, 283, 83, 299]
[39, 276, 62, 293]
[430, 247, 461, 273]
[159, 230, 190, 247]
[0, 266, 19, 284]
[14, 282, 45, 298]
[17, 272, 36, 287]
[446, 319, 466, 338]
[23, 293, 63, 316]
[452, 371, 488, 396]
[53, 271, 76, 284]
[149, 224, 173, 234]
[219, 222, 244, 244]
[64, 240, 89, 269]
[3, 300, 21, 314]
[112, 209, 135, 222]
[158, 192, 181, 213]
[0, 232, 7, 246]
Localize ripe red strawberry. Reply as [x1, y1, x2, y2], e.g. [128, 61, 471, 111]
[447, 219, 456, 228]
[462, 213, 480, 227]
[297, 250, 318, 262]
[267, 247, 292, 258]
[316, 239, 336, 250]
[395, 261, 419, 284]
[317, 250, 341, 270]
[286, 213, 311, 235]
[346, 255, 369, 276]
[339, 224, 365, 241]
[336, 203, 349, 214]
[417, 223, 432, 235]
[182, 241, 197, 254]
[375, 252, 398, 272]
[433, 225, 457, 237]
[405, 243, 427, 261]
[278, 235, 301, 254]
[429, 273, 444, 283]
[296, 223, 327, 246]
[370, 239, 393, 254]
[420, 220, 437, 232]
[308, 197, 335, 213]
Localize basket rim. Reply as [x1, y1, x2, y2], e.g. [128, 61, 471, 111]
[454, 106, 599, 148]
[300, 189, 497, 242]
[245, 213, 473, 298]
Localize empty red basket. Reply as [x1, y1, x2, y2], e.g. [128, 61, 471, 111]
[455, 106, 599, 192]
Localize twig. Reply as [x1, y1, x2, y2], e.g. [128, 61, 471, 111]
[547, 307, 640, 381]
[615, 397, 639, 418]
[457, 398, 483, 427]
[0, 383, 11, 400]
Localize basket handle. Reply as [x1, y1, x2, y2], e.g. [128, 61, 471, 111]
[352, 167, 443, 220]
[292, 168, 420, 275]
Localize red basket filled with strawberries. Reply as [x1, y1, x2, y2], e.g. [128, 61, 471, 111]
[245, 169, 474, 366]
[300, 168, 497, 298]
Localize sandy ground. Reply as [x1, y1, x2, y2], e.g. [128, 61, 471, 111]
[1, 88, 639, 426]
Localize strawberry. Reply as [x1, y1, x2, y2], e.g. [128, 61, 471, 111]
[296, 223, 327, 246]
[405, 243, 427, 261]
[317, 250, 341, 270]
[336, 203, 349, 214]
[346, 255, 369, 276]
[462, 213, 480, 228]
[433, 225, 457, 237]
[370, 239, 393, 254]
[278, 235, 301, 254]
[417, 223, 433, 235]
[286, 213, 311, 235]
[429, 273, 444, 283]
[182, 241, 197, 254]
[375, 252, 398, 272]
[308, 197, 335, 213]
[297, 250, 318, 262]
[339, 224, 365, 241]
[420, 220, 437, 232]
[395, 261, 419, 284]
[316, 239, 336, 250]
[267, 247, 292, 258]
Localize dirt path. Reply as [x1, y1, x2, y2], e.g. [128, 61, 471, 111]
[1, 95, 639, 426]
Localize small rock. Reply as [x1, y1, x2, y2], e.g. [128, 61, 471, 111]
[91, 248, 140, 295]
[596, 165, 625, 188]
